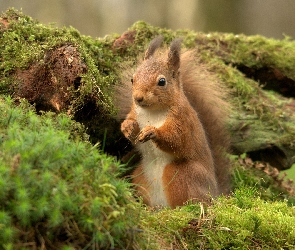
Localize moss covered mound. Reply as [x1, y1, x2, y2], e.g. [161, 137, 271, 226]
[0, 96, 140, 249]
[143, 188, 295, 249]
[0, 8, 123, 156]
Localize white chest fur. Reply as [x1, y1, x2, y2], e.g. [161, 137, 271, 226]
[135, 106, 174, 206]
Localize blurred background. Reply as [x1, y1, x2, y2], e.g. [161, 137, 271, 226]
[1, 0, 295, 39]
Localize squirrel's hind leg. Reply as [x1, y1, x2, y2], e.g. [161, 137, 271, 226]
[132, 165, 152, 206]
[162, 161, 217, 208]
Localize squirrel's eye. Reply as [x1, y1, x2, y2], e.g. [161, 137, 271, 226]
[131, 78, 133, 84]
[158, 78, 166, 86]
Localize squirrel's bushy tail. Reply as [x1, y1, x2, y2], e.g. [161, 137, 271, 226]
[180, 50, 231, 194]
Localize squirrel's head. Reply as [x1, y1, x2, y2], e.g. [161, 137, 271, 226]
[131, 36, 182, 110]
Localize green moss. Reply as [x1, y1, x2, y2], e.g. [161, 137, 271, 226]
[221, 34, 295, 78]
[0, 8, 116, 113]
[140, 187, 295, 249]
[204, 188, 295, 249]
[0, 8, 129, 154]
[0, 96, 141, 248]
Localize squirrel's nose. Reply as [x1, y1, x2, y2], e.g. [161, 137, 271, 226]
[134, 95, 144, 104]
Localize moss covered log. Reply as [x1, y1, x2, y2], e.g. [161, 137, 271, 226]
[1, 9, 294, 170]
[1, 8, 295, 249]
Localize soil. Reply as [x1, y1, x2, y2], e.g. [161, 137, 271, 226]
[112, 30, 136, 54]
[15, 44, 86, 112]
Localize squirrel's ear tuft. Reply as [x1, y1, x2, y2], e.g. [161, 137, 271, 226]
[144, 35, 164, 60]
[168, 38, 182, 75]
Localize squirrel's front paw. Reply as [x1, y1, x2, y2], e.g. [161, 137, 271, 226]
[121, 119, 139, 142]
[137, 126, 156, 143]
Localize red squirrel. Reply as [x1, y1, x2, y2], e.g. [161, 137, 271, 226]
[117, 36, 230, 208]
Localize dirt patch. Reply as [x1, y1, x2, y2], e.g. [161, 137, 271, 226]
[112, 30, 136, 54]
[0, 9, 22, 31]
[0, 18, 9, 30]
[15, 44, 87, 112]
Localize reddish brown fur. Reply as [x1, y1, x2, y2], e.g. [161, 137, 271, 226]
[180, 52, 231, 194]
[132, 164, 151, 205]
[163, 161, 216, 208]
[117, 37, 231, 207]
